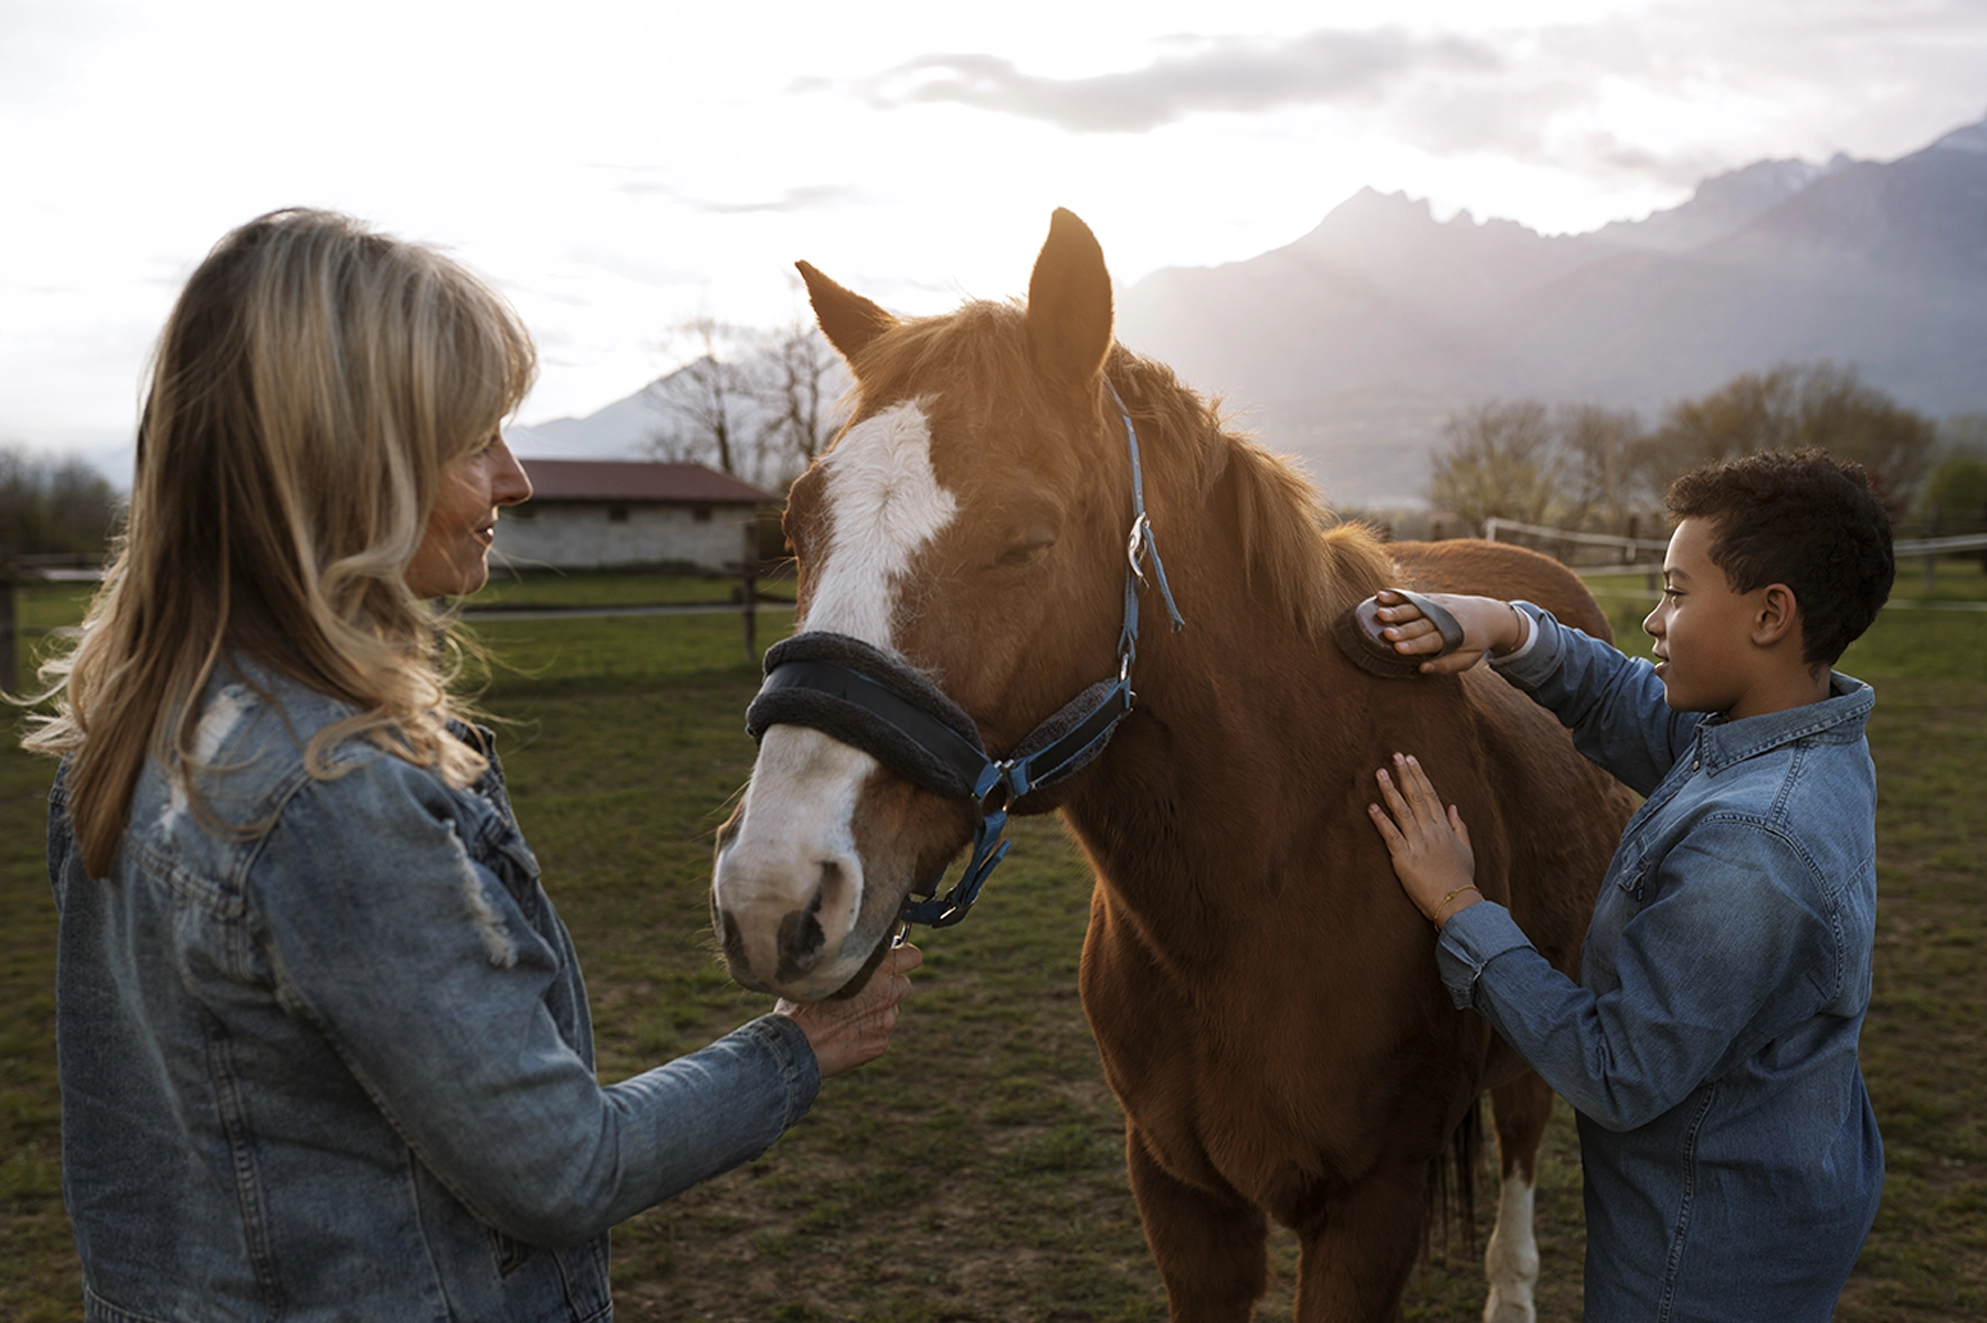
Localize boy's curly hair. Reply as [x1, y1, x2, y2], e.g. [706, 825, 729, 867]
[1666, 448, 1894, 668]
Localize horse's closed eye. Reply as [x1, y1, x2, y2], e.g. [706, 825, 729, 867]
[995, 526, 1058, 567]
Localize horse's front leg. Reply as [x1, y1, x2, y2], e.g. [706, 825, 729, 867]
[1291, 1161, 1429, 1323]
[1125, 1121, 1268, 1322]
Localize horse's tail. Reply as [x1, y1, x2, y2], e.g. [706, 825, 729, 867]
[1424, 1097, 1485, 1254]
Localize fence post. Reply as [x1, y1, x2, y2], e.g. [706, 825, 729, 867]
[0, 554, 16, 695]
[1924, 508, 1940, 593]
[740, 518, 758, 662]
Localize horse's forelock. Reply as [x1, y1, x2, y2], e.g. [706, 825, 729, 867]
[849, 301, 1050, 428]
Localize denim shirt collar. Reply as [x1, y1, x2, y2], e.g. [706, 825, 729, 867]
[1691, 671, 1873, 775]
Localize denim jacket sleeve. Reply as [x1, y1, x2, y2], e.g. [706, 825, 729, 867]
[243, 749, 820, 1248]
[1491, 602, 1706, 798]
[1437, 812, 1839, 1131]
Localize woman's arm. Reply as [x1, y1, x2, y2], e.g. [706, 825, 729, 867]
[244, 752, 900, 1247]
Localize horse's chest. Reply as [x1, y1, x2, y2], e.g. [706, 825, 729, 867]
[1080, 936, 1385, 1194]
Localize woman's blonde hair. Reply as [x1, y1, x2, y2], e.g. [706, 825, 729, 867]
[25, 208, 537, 876]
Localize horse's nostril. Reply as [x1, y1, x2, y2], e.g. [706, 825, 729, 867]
[774, 860, 848, 979]
[776, 906, 827, 980]
[718, 909, 749, 972]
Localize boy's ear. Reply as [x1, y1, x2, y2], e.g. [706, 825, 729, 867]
[1752, 583, 1801, 649]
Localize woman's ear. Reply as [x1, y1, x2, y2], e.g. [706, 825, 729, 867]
[1752, 583, 1801, 649]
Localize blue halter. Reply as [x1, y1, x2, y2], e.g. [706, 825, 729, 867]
[744, 377, 1185, 929]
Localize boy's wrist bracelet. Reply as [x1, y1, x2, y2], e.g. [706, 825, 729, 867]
[1431, 885, 1481, 927]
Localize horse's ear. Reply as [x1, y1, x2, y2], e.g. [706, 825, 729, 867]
[797, 260, 896, 363]
[1026, 209, 1114, 391]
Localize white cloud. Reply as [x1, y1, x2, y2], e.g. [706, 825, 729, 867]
[1, 0, 1983, 463]
[842, 30, 1502, 133]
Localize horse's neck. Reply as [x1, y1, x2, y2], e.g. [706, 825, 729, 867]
[1059, 578, 1345, 944]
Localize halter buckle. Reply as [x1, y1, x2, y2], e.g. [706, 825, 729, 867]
[1126, 514, 1152, 587]
[977, 759, 1017, 815]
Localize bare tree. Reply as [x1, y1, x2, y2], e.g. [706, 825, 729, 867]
[1638, 362, 1937, 508]
[1428, 400, 1561, 531]
[645, 317, 747, 477]
[1938, 412, 1987, 458]
[1428, 364, 1937, 547]
[747, 322, 846, 483]
[1555, 403, 1645, 529]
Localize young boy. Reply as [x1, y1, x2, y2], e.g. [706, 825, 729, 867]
[1367, 449, 1891, 1321]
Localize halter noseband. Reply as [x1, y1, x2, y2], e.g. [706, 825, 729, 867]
[744, 377, 1185, 929]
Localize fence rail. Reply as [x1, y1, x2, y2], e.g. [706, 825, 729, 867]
[1484, 515, 1987, 560]
[1482, 517, 1670, 555]
[1482, 517, 1987, 596]
[0, 535, 776, 691]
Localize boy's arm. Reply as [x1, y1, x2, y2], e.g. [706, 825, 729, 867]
[1436, 818, 1839, 1130]
[1493, 604, 1704, 797]
[1376, 592, 1702, 797]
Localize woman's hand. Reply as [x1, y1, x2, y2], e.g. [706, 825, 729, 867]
[1367, 753, 1482, 929]
[777, 943, 923, 1079]
[1372, 591, 1529, 675]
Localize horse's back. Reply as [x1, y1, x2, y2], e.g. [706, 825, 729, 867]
[1390, 539, 1614, 644]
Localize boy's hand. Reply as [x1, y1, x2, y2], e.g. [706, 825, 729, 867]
[777, 943, 922, 1078]
[1368, 753, 1482, 929]
[1372, 591, 1528, 674]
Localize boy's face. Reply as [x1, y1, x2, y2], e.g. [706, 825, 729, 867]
[1642, 517, 1775, 716]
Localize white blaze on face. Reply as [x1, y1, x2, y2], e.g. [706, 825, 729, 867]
[717, 400, 960, 991]
[804, 399, 957, 648]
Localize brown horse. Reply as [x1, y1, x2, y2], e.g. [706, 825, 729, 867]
[712, 210, 1635, 1322]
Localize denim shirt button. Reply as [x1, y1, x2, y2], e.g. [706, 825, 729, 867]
[1691, 759, 1701, 771]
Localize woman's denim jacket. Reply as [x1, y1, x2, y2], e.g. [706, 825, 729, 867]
[1441, 606, 1883, 1322]
[49, 663, 819, 1322]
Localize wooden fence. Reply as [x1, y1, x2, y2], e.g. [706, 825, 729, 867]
[1, 523, 777, 693]
[1484, 516, 1987, 591]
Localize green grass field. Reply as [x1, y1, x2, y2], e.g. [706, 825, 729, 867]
[2, 561, 1982, 1321]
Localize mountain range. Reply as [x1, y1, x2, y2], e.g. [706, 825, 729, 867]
[514, 113, 1987, 507]
[1118, 113, 1987, 504]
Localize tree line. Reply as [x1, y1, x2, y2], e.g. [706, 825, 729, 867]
[1428, 362, 1987, 536]
[635, 332, 1987, 541]
[0, 446, 121, 557]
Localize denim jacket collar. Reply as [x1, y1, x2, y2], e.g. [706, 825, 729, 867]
[1691, 672, 1873, 776]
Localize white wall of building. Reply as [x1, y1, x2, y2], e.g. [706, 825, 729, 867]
[493, 502, 757, 571]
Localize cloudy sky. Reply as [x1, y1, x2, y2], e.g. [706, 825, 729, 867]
[4, 0, 1984, 475]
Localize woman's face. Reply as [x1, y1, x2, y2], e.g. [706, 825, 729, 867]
[406, 434, 533, 599]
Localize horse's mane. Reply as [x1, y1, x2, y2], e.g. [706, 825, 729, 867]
[1105, 346, 1394, 642]
[849, 302, 1394, 643]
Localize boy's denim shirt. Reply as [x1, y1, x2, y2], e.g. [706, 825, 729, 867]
[1442, 605, 1883, 1323]
[48, 661, 819, 1322]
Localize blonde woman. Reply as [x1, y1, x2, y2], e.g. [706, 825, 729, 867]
[27, 209, 918, 1321]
